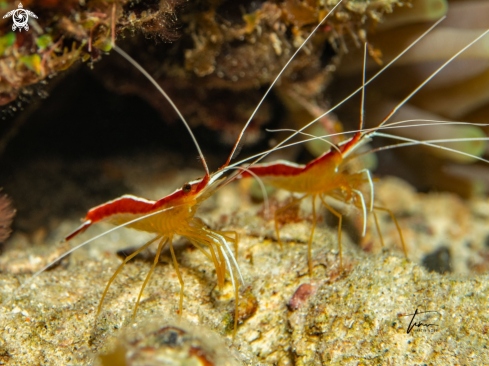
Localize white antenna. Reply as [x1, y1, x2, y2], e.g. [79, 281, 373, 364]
[378, 29, 489, 127]
[224, 0, 345, 167]
[113, 45, 210, 177]
[359, 42, 367, 131]
[250, 17, 447, 165]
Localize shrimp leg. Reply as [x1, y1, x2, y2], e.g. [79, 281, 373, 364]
[168, 235, 185, 317]
[319, 195, 343, 270]
[308, 195, 317, 275]
[373, 206, 407, 258]
[187, 236, 225, 289]
[133, 236, 169, 320]
[97, 234, 163, 316]
[373, 211, 385, 249]
[216, 230, 240, 257]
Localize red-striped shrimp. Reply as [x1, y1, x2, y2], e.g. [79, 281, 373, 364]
[236, 26, 489, 274]
[12, 46, 246, 333]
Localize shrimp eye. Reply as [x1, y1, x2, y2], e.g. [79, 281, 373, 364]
[182, 183, 192, 193]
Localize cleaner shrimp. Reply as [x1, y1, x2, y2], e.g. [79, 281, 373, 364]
[238, 43, 403, 274]
[236, 26, 489, 274]
[10, 1, 347, 335]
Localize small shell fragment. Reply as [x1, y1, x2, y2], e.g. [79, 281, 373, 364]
[288, 283, 317, 311]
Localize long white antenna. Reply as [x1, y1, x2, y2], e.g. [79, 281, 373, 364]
[378, 29, 489, 127]
[359, 42, 367, 131]
[225, 120, 489, 169]
[113, 45, 210, 177]
[249, 17, 446, 165]
[367, 133, 489, 163]
[224, 0, 345, 166]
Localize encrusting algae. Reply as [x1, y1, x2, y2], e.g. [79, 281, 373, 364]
[0, 0, 183, 103]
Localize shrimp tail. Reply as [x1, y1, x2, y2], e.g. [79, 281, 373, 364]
[64, 220, 92, 242]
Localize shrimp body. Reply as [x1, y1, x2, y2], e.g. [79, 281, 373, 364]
[240, 131, 405, 273]
[65, 175, 210, 240]
[64, 171, 242, 327]
[243, 133, 366, 195]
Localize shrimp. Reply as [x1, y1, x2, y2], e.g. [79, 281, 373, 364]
[238, 44, 401, 274]
[237, 28, 489, 275]
[58, 48, 246, 330]
[11, 46, 247, 332]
